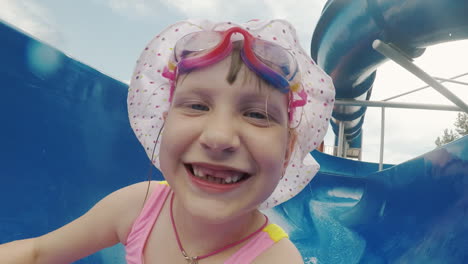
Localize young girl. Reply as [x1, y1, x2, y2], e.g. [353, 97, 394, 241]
[0, 19, 334, 263]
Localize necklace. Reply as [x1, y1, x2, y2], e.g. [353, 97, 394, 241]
[169, 192, 269, 264]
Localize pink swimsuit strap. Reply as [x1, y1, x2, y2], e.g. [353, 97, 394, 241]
[124, 181, 288, 264]
[125, 182, 171, 264]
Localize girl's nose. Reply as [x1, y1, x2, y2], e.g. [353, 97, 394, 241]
[199, 116, 240, 154]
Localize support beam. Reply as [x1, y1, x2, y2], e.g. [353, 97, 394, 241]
[383, 72, 468, 101]
[434, 77, 468, 86]
[379, 108, 385, 171]
[373, 40, 468, 113]
[335, 99, 462, 111]
[337, 121, 345, 157]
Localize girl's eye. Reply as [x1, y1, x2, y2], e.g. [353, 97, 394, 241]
[244, 111, 267, 120]
[190, 104, 209, 111]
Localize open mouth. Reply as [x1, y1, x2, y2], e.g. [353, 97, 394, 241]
[185, 164, 251, 185]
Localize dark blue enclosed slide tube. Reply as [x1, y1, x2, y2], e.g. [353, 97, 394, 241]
[311, 0, 468, 148]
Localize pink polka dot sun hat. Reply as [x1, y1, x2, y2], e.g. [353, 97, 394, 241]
[128, 19, 335, 209]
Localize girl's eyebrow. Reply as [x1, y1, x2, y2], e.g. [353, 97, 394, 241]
[241, 92, 284, 108]
[240, 93, 287, 122]
[174, 87, 215, 100]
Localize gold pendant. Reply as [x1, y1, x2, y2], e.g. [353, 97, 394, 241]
[187, 258, 198, 264]
[182, 251, 199, 264]
[184, 256, 198, 264]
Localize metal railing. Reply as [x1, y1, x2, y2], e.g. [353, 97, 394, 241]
[334, 40, 468, 170]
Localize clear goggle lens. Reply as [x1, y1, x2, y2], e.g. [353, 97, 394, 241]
[173, 30, 298, 88]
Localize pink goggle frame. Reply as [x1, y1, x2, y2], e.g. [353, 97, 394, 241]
[162, 27, 308, 121]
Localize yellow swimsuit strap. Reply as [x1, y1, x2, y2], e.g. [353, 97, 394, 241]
[157, 181, 169, 186]
[263, 223, 289, 242]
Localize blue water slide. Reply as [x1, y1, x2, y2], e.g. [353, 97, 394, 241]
[276, 139, 468, 263]
[0, 21, 143, 263]
[311, 0, 468, 148]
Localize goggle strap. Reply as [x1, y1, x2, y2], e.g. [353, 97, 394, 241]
[241, 50, 290, 93]
[178, 43, 233, 73]
[162, 65, 177, 102]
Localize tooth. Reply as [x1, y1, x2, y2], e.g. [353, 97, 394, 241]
[232, 175, 239, 183]
[200, 168, 207, 177]
[196, 169, 203, 178]
[195, 167, 206, 177]
[225, 177, 232, 183]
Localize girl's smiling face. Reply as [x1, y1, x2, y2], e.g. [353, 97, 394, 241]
[159, 54, 293, 222]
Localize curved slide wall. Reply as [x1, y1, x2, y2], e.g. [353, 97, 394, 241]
[1, 11, 467, 264]
[0, 21, 143, 263]
[311, 0, 468, 148]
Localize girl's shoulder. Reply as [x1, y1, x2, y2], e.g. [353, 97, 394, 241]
[112, 180, 167, 242]
[253, 237, 304, 264]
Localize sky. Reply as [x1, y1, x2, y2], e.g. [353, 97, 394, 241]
[1, 0, 467, 165]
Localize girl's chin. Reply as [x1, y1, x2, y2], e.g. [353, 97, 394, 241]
[181, 196, 257, 224]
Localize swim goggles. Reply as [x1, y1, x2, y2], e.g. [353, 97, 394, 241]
[170, 27, 300, 94]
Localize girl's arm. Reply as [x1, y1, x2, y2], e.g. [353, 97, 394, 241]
[0, 181, 152, 264]
[0, 238, 39, 264]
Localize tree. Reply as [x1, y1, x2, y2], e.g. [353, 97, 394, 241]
[435, 112, 468, 146]
[454, 112, 468, 136]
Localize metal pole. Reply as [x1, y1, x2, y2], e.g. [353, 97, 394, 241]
[433, 77, 468, 86]
[358, 130, 363, 161]
[383, 72, 468, 101]
[337, 121, 345, 157]
[379, 107, 385, 171]
[373, 40, 468, 113]
[334, 99, 462, 111]
[343, 140, 348, 158]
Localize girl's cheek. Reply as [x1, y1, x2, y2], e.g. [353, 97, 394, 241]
[257, 133, 288, 167]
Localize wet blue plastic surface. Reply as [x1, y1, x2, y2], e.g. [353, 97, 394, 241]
[0, 21, 150, 263]
[1, 16, 468, 264]
[277, 143, 468, 263]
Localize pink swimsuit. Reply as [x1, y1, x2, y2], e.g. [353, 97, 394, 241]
[125, 181, 288, 264]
